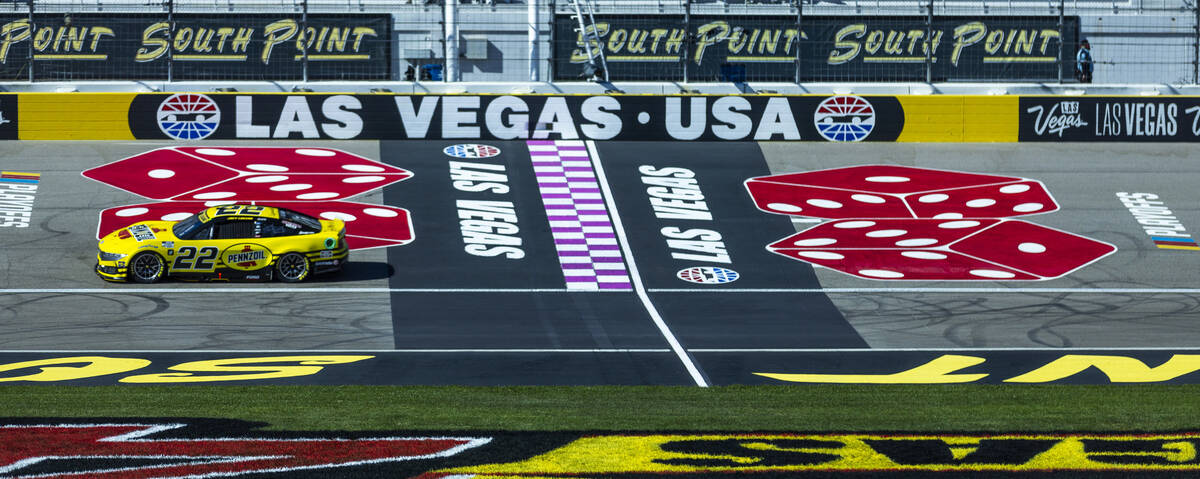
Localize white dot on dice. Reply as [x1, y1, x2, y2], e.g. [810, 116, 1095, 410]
[270, 183, 312, 192]
[865, 176, 910, 183]
[162, 212, 192, 221]
[807, 199, 843, 209]
[246, 164, 289, 172]
[320, 211, 357, 222]
[296, 148, 336, 157]
[767, 202, 803, 213]
[343, 176, 386, 183]
[866, 229, 906, 238]
[796, 251, 844, 260]
[901, 251, 947, 260]
[193, 192, 235, 199]
[246, 175, 288, 183]
[860, 269, 905, 278]
[1018, 242, 1047, 253]
[851, 194, 886, 204]
[938, 220, 980, 229]
[896, 238, 937, 247]
[970, 269, 1016, 279]
[116, 207, 149, 217]
[363, 207, 399, 218]
[342, 164, 385, 173]
[835, 220, 875, 229]
[297, 192, 339, 200]
[794, 238, 837, 247]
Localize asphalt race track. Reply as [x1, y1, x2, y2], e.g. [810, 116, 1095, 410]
[2, 140, 1199, 385]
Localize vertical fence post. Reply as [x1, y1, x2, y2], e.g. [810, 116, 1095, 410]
[924, 0, 932, 83]
[682, 0, 690, 83]
[794, 0, 802, 84]
[301, 0, 309, 83]
[529, 0, 539, 81]
[548, 0, 555, 82]
[1058, 0, 1064, 84]
[445, 0, 459, 82]
[26, 0, 32, 82]
[167, 0, 174, 83]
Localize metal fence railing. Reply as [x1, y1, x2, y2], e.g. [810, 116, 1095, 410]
[0, 0, 1195, 84]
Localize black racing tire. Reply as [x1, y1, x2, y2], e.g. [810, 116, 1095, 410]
[275, 252, 311, 283]
[128, 252, 166, 284]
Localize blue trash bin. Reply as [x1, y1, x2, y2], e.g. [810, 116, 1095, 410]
[422, 64, 444, 81]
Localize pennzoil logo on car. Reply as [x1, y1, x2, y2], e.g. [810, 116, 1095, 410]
[223, 243, 272, 271]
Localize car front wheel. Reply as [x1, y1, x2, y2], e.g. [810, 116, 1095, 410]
[275, 252, 310, 283]
[129, 252, 166, 284]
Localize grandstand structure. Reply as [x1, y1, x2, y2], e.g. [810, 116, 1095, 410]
[0, 0, 1192, 93]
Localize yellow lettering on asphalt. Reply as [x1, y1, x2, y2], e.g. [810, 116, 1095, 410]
[439, 434, 1200, 473]
[119, 355, 373, 383]
[754, 355, 988, 384]
[1004, 354, 1200, 383]
[0, 356, 150, 382]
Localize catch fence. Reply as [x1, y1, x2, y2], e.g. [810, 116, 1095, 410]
[0, 0, 1193, 84]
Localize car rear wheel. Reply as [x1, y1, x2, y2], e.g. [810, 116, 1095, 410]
[276, 252, 310, 283]
[129, 252, 165, 284]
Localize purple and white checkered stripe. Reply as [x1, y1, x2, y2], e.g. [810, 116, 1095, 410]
[528, 140, 632, 291]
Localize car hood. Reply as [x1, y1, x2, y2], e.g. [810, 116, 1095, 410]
[98, 221, 178, 251]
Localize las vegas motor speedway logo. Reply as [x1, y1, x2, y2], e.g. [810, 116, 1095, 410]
[813, 95, 876, 142]
[157, 93, 221, 140]
[443, 144, 501, 159]
[0, 421, 488, 478]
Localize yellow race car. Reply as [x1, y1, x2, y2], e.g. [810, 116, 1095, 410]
[96, 204, 348, 283]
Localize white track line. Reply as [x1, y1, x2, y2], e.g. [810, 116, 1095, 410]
[0, 348, 677, 353]
[649, 288, 1200, 294]
[7, 347, 1193, 353]
[6, 287, 1200, 294]
[588, 140, 709, 388]
[0, 288, 593, 294]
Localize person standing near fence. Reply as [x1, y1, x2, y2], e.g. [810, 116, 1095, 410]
[1076, 38, 1093, 83]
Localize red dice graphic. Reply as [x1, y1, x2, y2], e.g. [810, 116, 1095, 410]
[84, 147, 411, 201]
[99, 201, 412, 250]
[745, 165, 1057, 219]
[768, 218, 1115, 280]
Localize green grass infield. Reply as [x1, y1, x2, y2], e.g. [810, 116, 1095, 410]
[3, 385, 1199, 432]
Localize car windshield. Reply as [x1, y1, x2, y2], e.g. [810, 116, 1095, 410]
[279, 208, 323, 232]
[170, 214, 205, 239]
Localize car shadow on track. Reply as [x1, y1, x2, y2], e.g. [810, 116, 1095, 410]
[313, 261, 394, 283]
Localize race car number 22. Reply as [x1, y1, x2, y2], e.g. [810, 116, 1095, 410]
[174, 246, 218, 270]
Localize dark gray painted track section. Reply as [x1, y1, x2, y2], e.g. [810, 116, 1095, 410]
[4, 141, 1200, 385]
[593, 141, 865, 350]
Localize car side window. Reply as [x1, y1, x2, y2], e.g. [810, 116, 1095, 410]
[256, 218, 294, 238]
[186, 224, 213, 241]
[213, 219, 256, 240]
